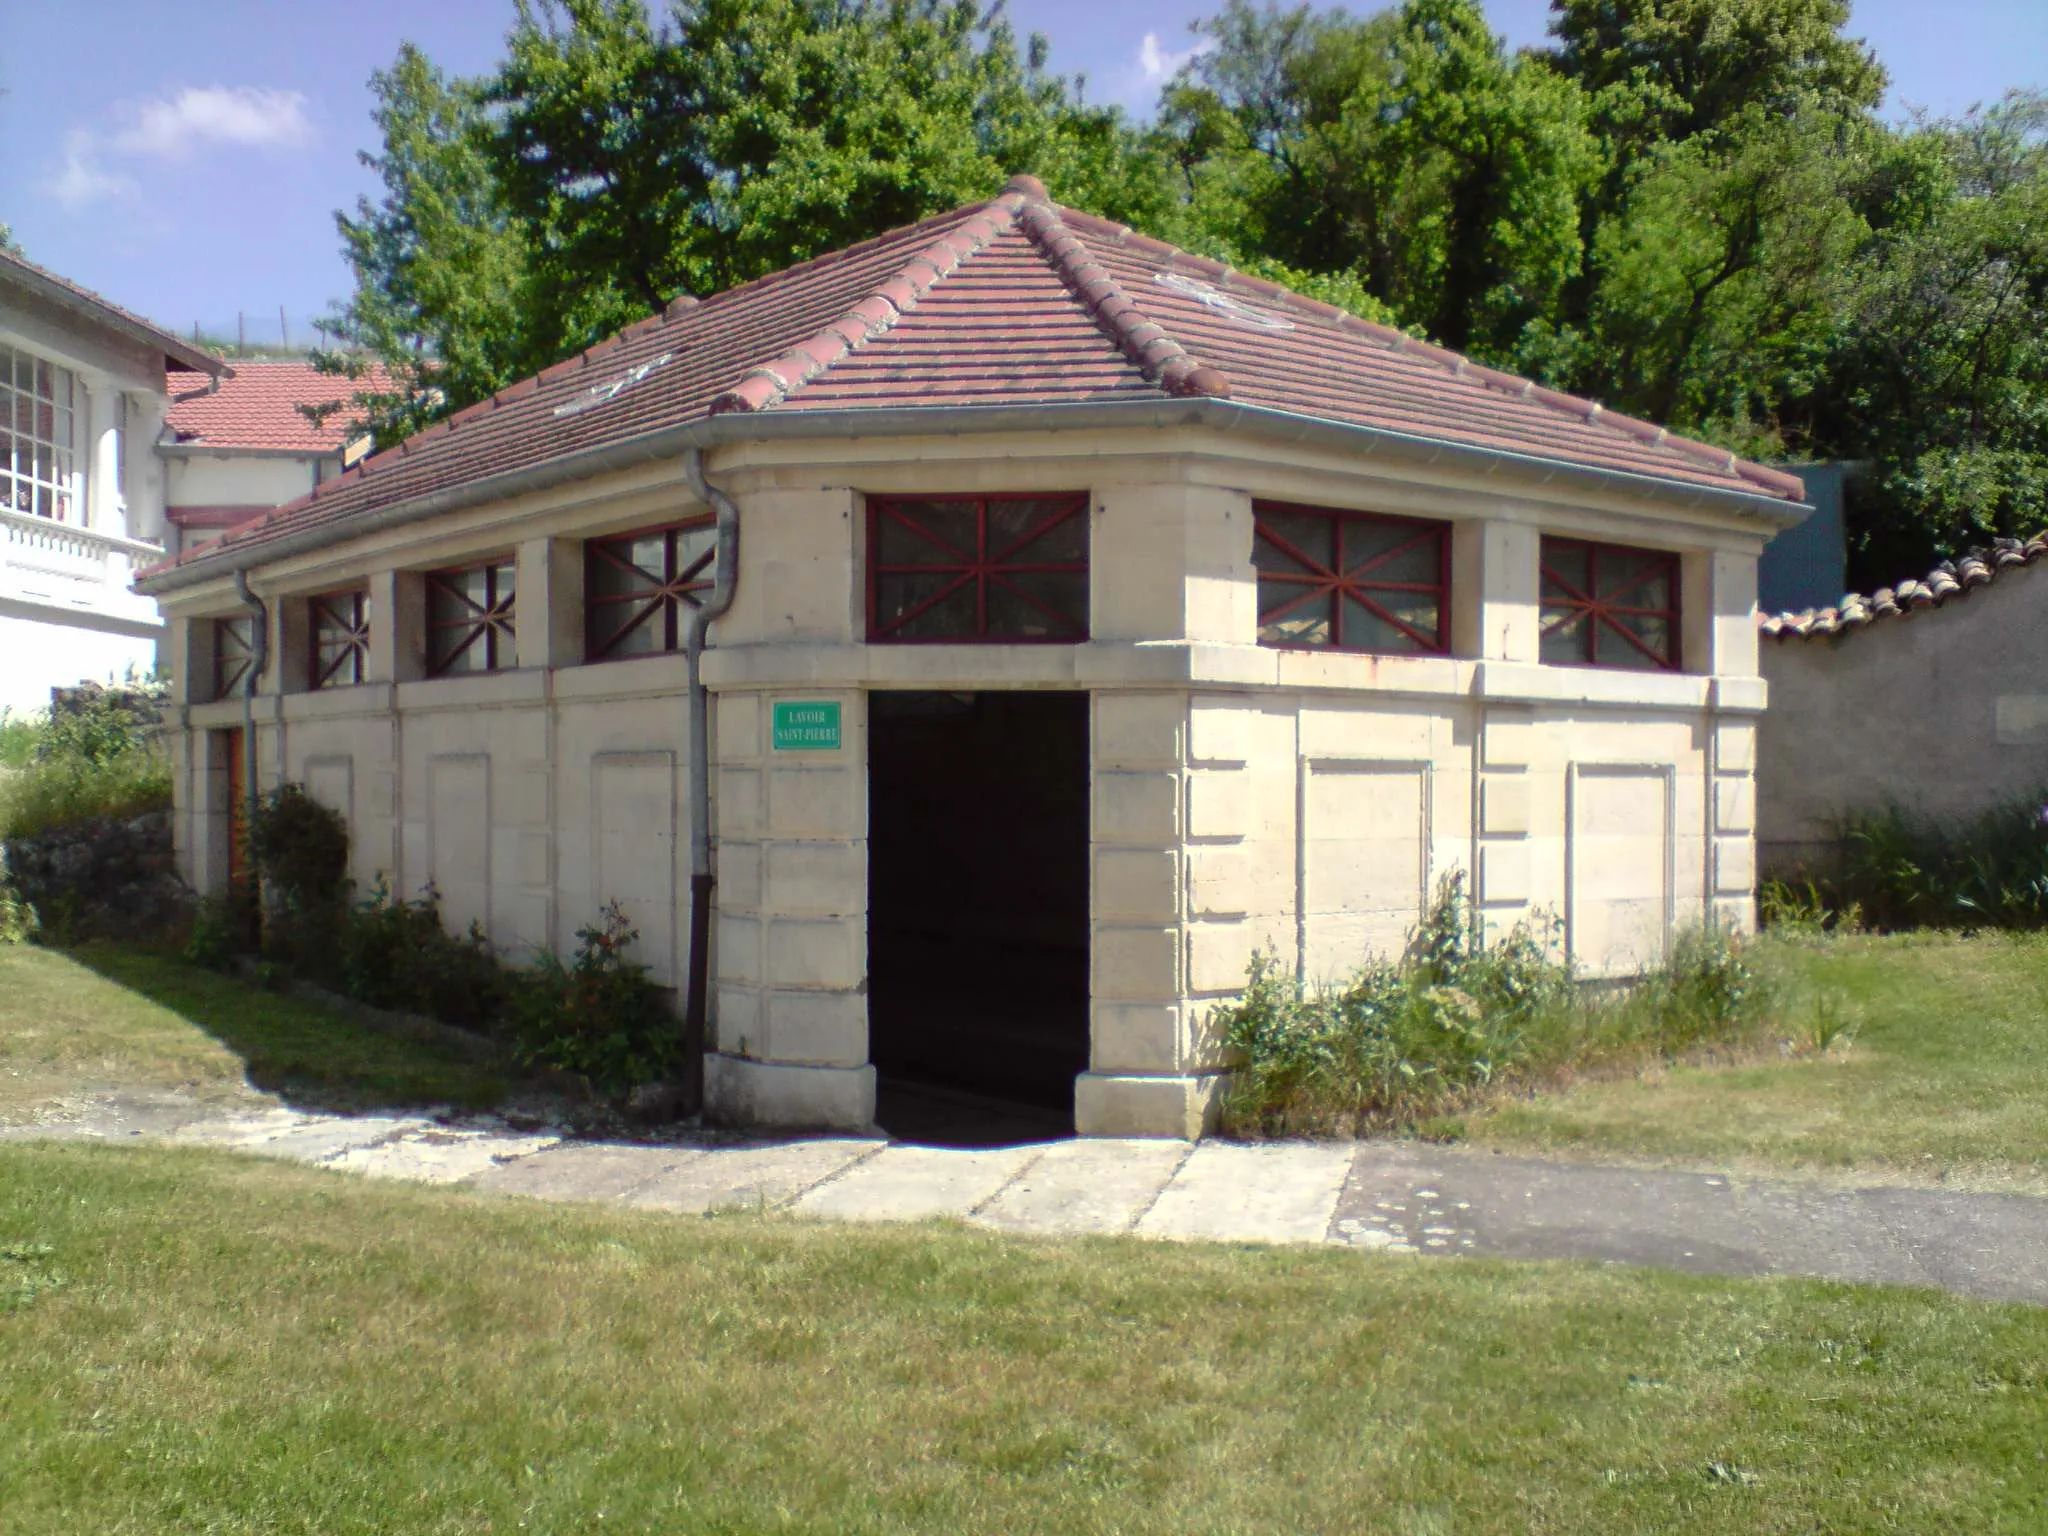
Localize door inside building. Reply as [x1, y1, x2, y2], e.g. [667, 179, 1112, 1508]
[867, 691, 1090, 1142]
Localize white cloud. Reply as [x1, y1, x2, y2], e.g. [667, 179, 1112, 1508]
[1136, 31, 1218, 85]
[42, 130, 136, 211]
[110, 86, 314, 160]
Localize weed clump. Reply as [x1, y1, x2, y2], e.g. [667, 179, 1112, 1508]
[1213, 873, 1773, 1136]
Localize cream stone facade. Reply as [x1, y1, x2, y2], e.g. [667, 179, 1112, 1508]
[149, 422, 1783, 1138]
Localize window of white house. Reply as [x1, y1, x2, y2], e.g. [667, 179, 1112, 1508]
[0, 345, 78, 521]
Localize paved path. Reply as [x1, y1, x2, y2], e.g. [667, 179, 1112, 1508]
[10, 1096, 2048, 1304]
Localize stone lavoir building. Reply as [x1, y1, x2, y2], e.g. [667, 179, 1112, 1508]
[137, 177, 1804, 1138]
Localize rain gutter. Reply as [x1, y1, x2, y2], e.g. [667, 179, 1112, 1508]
[136, 399, 1807, 597]
[678, 447, 740, 1118]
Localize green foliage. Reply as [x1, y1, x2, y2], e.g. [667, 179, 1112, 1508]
[512, 901, 677, 1094]
[1162, 0, 1598, 362]
[333, 0, 2048, 580]
[248, 785, 351, 911]
[1784, 795, 2048, 932]
[0, 683, 171, 842]
[181, 895, 248, 972]
[0, 1241, 65, 1316]
[0, 747, 170, 842]
[328, 0, 1171, 436]
[1215, 871, 1771, 1135]
[0, 709, 42, 770]
[335, 878, 510, 1032]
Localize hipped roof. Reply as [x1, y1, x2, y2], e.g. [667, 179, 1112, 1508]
[141, 175, 1803, 588]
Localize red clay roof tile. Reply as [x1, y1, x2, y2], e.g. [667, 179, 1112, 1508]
[164, 360, 398, 455]
[147, 180, 1801, 579]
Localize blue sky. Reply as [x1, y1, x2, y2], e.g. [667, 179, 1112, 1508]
[2, 0, 2041, 347]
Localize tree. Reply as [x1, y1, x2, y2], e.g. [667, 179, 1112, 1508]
[325, 45, 535, 438]
[1818, 92, 2048, 581]
[1161, 0, 1596, 359]
[330, 0, 1173, 432]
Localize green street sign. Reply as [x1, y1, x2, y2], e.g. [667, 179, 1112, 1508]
[772, 700, 842, 752]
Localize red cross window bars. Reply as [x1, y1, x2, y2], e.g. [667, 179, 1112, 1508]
[426, 559, 517, 676]
[1253, 501, 1449, 654]
[1538, 536, 1681, 670]
[867, 494, 1089, 643]
[585, 520, 718, 659]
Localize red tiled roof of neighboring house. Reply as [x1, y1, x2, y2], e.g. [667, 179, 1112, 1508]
[1759, 533, 2048, 640]
[164, 361, 397, 454]
[142, 177, 1804, 583]
[0, 245, 226, 377]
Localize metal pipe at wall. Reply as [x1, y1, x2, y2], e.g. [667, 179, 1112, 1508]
[231, 569, 268, 915]
[679, 446, 741, 1117]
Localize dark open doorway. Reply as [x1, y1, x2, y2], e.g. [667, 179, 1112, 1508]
[867, 691, 1091, 1145]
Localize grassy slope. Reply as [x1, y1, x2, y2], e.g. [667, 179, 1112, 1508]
[1464, 933, 2048, 1191]
[3, 1141, 2045, 1535]
[0, 943, 511, 1120]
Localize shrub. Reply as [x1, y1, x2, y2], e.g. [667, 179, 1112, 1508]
[182, 893, 247, 971]
[249, 785, 350, 910]
[0, 747, 170, 841]
[512, 902, 677, 1095]
[1213, 872, 1772, 1136]
[335, 878, 509, 1031]
[0, 708, 41, 770]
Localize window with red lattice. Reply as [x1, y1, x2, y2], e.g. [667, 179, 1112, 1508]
[867, 494, 1088, 643]
[1252, 502, 1449, 654]
[585, 520, 716, 660]
[1538, 537, 1681, 670]
[426, 559, 516, 676]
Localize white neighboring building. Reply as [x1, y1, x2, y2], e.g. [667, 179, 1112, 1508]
[0, 247, 225, 713]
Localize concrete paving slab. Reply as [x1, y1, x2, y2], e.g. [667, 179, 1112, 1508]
[1336, 1145, 1770, 1275]
[629, 1139, 884, 1215]
[791, 1143, 1040, 1223]
[472, 1141, 693, 1202]
[325, 1128, 558, 1184]
[973, 1139, 1190, 1235]
[235, 1116, 430, 1165]
[165, 1108, 316, 1146]
[1137, 1141, 1353, 1244]
[1856, 1187, 2048, 1304]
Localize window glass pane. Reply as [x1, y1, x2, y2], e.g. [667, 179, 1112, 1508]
[876, 572, 978, 638]
[493, 563, 515, 603]
[589, 545, 657, 604]
[1344, 591, 1440, 652]
[1253, 510, 1333, 574]
[987, 498, 1084, 561]
[1602, 612, 1672, 668]
[1259, 584, 1332, 646]
[1601, 553, 1672, 609]
[987, 571, 1087, 638]
[1540, 611, 1589, 666]
[674, 525, 716, 581]
[596, 601, 665, 658]
[876, 502, 975, 566]
[1540, 541, 1590, 601]
[1346, 526, 1438, 587]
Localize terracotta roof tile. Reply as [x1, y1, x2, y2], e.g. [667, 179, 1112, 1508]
[164, 361, 400, 454]
[146, 179, 1802, 581]
[1759, 533, 2048, 640]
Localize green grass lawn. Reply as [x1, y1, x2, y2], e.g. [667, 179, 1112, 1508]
[2, 1140, 2044, 1535]
[0, 942, 514, 1121]
[1462, 932, 2048, 1192]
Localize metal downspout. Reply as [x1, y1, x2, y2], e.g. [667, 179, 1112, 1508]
[231, 569, 269, 926]
[680, 446, 741, 1117]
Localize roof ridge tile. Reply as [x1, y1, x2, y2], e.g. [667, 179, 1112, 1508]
[707, 198, 1025, 415]
[1013, 196, 1229, 399]
[1760, 526, 2048, 640]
